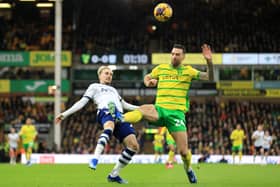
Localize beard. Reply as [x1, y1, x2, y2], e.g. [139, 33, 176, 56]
[171, 59, 181, 67]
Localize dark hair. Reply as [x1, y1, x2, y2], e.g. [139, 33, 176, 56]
[173, 44, 185, 53]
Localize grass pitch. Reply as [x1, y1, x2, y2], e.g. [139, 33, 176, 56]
[0, 163, 279, 187]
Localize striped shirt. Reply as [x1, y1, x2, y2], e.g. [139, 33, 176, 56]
[150, 64, 200, 112]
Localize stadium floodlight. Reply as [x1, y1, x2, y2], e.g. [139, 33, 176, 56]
[0, 3, 11, 8]
[36, 3, 53, 8]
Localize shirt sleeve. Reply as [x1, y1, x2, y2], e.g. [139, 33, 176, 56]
[62, 97, 90, 118]
[83, 84, 96, 100]
[121, 99, 139, 111]
[189, 66, 201, 80]
[150, 65, 160, 79]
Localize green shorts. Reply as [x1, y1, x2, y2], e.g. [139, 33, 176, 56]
[154, 146, 163, 153]
[232, 145, 242, 152]
[23, 142, 34, 150]
[151, 105, 186, 133]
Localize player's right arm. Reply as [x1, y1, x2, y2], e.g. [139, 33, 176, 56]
[55, 97, 89, 124]
[144, 74, 158, 87]
[230, 131, 235, 140]
[144, 65, 159, 87]
[55, 84, 95, 124]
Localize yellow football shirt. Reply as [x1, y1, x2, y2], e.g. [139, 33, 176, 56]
[19, 124, 37, 144]
[150, 64, 200, 112]
[160, 127, 174, 142]
[154, 134, 164, 148]
[230, 129, 245, 146]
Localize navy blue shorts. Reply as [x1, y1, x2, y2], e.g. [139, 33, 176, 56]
[97, 108, 135, 142]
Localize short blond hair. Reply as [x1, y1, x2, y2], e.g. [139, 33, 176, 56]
[97, 65, 111, 76]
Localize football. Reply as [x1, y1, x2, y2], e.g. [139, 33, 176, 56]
[153, 3, 173, 22]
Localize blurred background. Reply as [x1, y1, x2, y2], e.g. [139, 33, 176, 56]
[0, 0, 279, 162]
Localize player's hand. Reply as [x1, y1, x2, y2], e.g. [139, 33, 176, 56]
[202, 44, 212, 64]
[55, 114, 64, 124]
[147, 79, 158, 87]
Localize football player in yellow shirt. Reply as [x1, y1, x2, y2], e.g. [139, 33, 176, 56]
[153, 129, 165, 163]
[123, 44, 214, 183]
[230, 124, 246, 164]
[19, 118, 37, 165]
[160, 127, 176, 168]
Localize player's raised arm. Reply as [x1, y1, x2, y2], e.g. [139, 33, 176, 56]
[198, 44, 214, 81]
[55, 97, 90, 124]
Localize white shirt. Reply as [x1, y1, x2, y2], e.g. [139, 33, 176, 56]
[263, 135, 272, 149]
[8, 133, 19, 148]
[252, 130, 264, 147]
[62, 83, 139, 118]
[83, 83, 123, 112]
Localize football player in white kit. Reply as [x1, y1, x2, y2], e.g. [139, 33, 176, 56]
[55, 66, 139, 184]
[251, 124, 264, 163]
[7, 127, 19, 165]
[263, 130, 273, 163]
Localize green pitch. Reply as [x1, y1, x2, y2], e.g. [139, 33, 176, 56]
[0, 164, 279, 187]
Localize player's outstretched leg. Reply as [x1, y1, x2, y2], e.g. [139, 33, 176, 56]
[182, 150, 197, 183]
[107, 148, 136, 184]
[174, 131, 197, 183]
[89, 128, 113, 170]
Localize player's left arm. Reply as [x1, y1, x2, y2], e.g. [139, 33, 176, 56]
[243, 131, 246, 139]
[198, 44, 214, 81]
[33, 126, 38, 142]
[120, 97, 140, 111]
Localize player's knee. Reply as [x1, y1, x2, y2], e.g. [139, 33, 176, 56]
[128, 141, 139, 152]
[178, 147, 189, 157]
[126, 139, 139, 152]
[139, 105, 154, 113]
[139, 104, 158, 121]
[169, 145, 175, 151]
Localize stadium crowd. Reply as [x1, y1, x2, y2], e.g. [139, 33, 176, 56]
[1, 68, 279, 81]
[0, 18, 72, 51]
[1, 97, 279, 156]
[0, 0, 279, 53]
[188, 100, 280, 155]
[0, 68, 54, 80]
